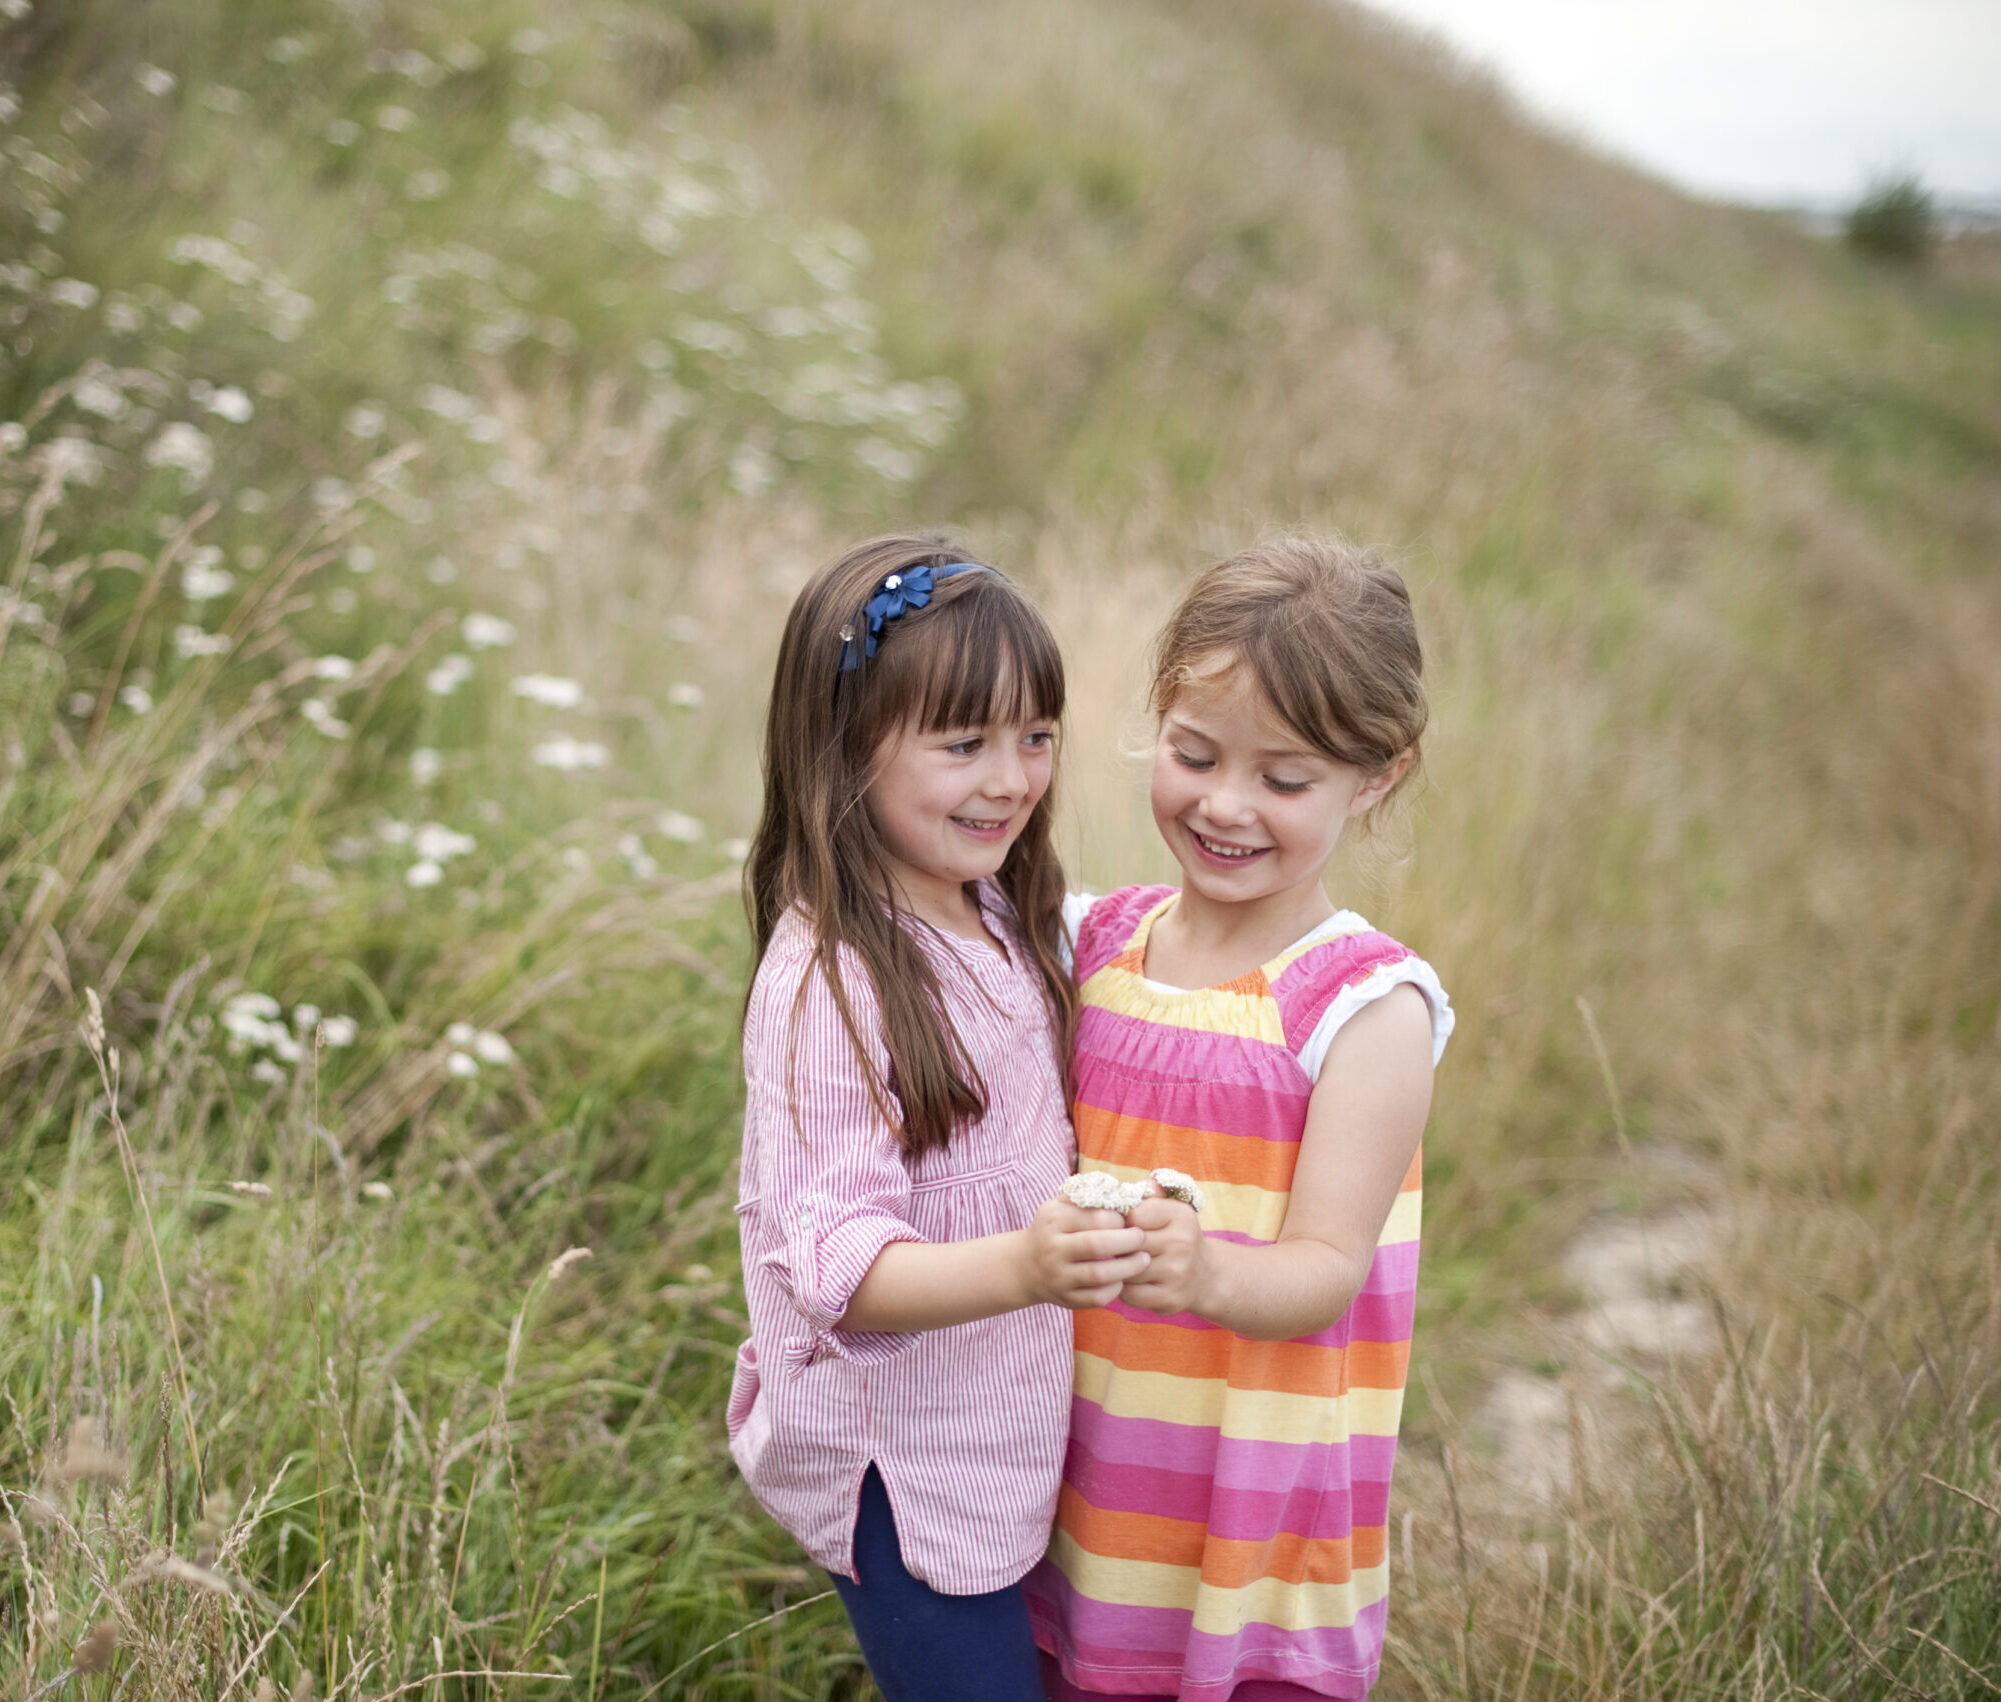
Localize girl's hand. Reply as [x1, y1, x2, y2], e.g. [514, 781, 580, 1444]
[1023, 1197, 1149, 1311]
[1118, 1197, 1208, 1316]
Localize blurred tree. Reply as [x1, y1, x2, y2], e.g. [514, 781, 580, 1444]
[1845, 173, 1937, 265]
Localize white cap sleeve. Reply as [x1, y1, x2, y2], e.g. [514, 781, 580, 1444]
[1295, 955, 1454, 1083]
[1058, 890, 1096, 978]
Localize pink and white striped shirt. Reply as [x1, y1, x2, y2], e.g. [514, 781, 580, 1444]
[726, 890, 1076, 1593]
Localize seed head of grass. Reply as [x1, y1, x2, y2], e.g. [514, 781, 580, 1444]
[51, 1416, 126, 1487]
[72, 1619, 119, 1674]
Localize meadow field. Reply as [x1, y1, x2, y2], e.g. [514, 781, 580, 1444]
[2, 0, 1997, 1696]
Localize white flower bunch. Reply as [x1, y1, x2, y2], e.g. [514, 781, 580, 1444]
[1059, 1168, 1207, 1216]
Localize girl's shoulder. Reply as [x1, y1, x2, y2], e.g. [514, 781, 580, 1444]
[1070, 884, 1177, 982]
[1267, 914, 1455, 1073]
[747, 907, 880, 1029]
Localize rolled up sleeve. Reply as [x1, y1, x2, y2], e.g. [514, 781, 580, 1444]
[745, 946, 926, 1369]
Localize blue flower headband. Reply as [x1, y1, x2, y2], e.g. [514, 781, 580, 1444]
[838, 561, 993, 672]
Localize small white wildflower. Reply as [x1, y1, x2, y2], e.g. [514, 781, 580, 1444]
[49, 278, 100, 310]
[72, 375, 127, 419]
[720, 836, 751, 863]
[118, 684, 153, 714]
[269, 1031, 302, 1064]
[312, 654, 355, 682]
[412, 822, 475, 861]
[325, 118, 361, 147]
[426, 653, 473, 695]
[311, 477, 349, 508]
[376, 104, 415, 132]
[462, 612, 515, 649]
[180, 547, 233, 602]
[235, 486, 267, 513]
[404, 858, 443, 888]
[666, 681, 705, 710]
[426, 556, 457, 585]
[342, 403, 385, 439]
[1149, 1168, 1207, 1212]
[326, 587, 357, 615]
[445, 1050, 479, 1079]
[136, 64, 178, 97]
[346, 545, 375, 574]
[531, 734, 608, 771]
[37, 436, 107, 488]
[291, 1003, 321, 1031]
[361, 1180, 393, 1201]
[445, 1021, 477, 1047]
[229, 1180, 272, 1198]
[376, 817, 413, 845]
[300, 697, 350, 739]
[510, 673, 583, 709]
[318, 1015, 358, 1047]
[146, 421, 213, 485]
[225, 991, 282, 1021]
[0, 423, 26, 456]
[171, 624, 231, 659]
[249, 1059, 287, 1086]
[410, 747, 442, 787]
[166, 300, 202, 332]
[656, 809, 703, 843]
[266, 36, 306, 64]
[471, 1030, 513, 1066]
[64, 691, 93, 718]
[405, 168, 450, 201]
[547, 1246, 592, 1282]
[205, 385, 253, 423]
[200, 85, 246, 114]
[561, 846, 591, 872]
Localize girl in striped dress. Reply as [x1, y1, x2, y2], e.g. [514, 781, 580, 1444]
[728, 535, 1151, 1702]
[1028, 537, 1454, 1700]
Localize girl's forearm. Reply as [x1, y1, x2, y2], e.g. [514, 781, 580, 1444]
[1199, 1235, 1369, 1340]
[839, 1232, 1035, 1333]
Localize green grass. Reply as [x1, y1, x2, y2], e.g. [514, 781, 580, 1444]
[4, 0, 2000, 1696]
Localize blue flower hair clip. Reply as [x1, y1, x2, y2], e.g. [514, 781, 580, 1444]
[838, 561, 992, 672]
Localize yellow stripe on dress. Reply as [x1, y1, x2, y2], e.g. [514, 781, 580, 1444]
[1081, 969, 1288, 1047]
[1046, 1530, 1390, 1632]
[1074, 1353, 1409, 1444]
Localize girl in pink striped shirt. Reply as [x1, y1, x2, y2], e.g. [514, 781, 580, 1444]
[728, 534, 1150, 1702]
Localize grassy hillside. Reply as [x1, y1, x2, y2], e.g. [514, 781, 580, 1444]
[2, 0, 1997, 1697]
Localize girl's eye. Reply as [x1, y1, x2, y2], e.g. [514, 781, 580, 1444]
[1265, 776, 1311, 796]
[945, 737, 983, 757]
[1023, 729, 1054, 750]
[1173, 749, 1214, 772]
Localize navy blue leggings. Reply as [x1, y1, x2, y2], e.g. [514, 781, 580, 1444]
[828, 1465, 1045, 1702]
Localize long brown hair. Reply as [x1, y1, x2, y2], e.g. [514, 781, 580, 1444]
[1152, 534, 1427, 812]
[746, 533, 1074, 1156]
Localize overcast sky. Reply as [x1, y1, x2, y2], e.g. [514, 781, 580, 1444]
[1356, 0, 2001, 206]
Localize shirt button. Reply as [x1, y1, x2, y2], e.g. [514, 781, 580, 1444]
[799, 1206, 815, 1228]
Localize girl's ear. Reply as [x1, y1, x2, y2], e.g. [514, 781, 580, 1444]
[1346, 747, 1415, 817]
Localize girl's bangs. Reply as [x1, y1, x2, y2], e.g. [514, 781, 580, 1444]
[902, 583, 1065, 733]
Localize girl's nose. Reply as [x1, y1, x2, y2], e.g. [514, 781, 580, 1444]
[983, 746, 1029, 798]
[1202, 777, 1256, 826]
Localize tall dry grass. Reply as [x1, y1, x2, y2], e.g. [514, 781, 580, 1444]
[4, 0, 1999, 1696]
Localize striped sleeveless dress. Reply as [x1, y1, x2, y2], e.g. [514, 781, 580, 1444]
[1026, 886, 1452, 1700]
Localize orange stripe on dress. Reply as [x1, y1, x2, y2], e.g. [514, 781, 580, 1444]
[1074, 1103, 1300, 1192]
[1075, 1310, 1411, 1394]
[1057, 1485, 1207, 1569]
[1199, 1524, 1388, 1589]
